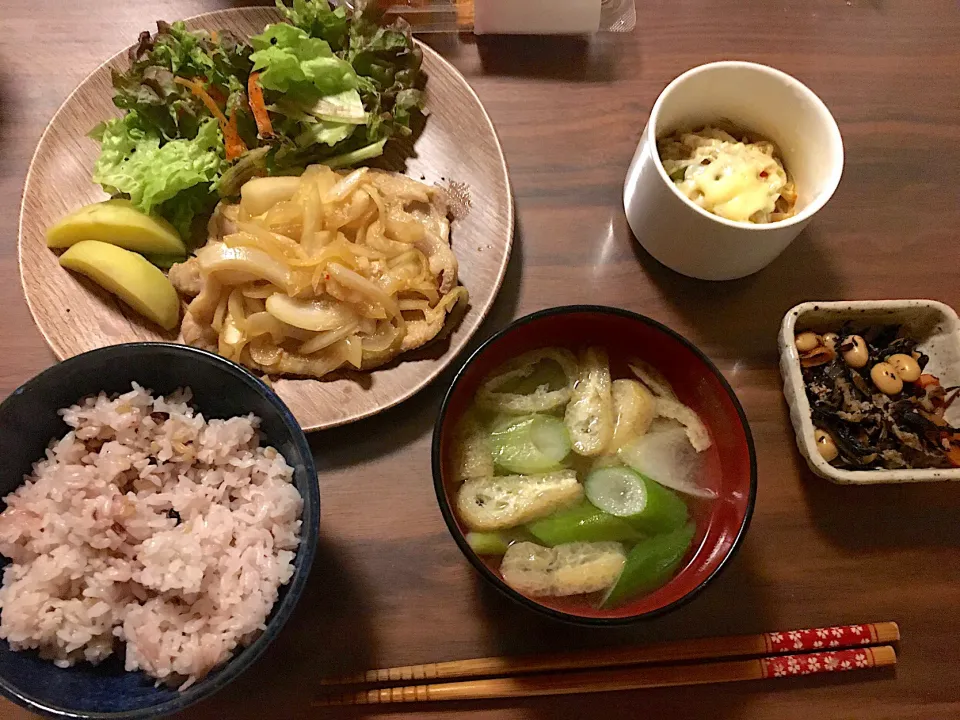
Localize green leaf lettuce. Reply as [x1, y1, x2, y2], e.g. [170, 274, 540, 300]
[91, 112, 225, 237]
[250, 23, 357, 97]
[276, 0, 349, 51]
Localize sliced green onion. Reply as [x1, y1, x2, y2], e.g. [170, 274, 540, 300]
[526, 501, 643, 546]
[491, 415, 572, 475]
[601, 523, 696, 608]
[584, 466, 688, 534]
[466, 532, 511, 555]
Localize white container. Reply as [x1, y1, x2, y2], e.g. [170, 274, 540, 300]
[474, 0, 602, 34]
[779, 300, 960, 485]
[623, 62, 844, 281]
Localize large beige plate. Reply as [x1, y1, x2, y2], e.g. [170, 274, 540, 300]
[19, 7, 513, 431]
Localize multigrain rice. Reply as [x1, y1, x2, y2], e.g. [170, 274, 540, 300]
[0, 384, 303, 689]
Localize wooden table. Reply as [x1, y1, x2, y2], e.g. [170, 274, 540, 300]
[2, 1, 959, 717]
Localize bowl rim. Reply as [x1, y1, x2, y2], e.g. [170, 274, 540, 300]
[648, 60, 845, 233]
[0, 342, 319, 719]
[431, 305, 758, 626]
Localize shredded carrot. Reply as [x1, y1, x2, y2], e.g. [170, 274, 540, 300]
[944, 433, 960, 467]
[947, 448, 960, 467]
[174, 76, 247, 161]
[210, 29, 220, 43]
[197, 76, 227, 106]
[174, 76, 227, 125]
[223, 112, 247, 161]
[247, 72, 274, 138]
[917, 374, 941, 390]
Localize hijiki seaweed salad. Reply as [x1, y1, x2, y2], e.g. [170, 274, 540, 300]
[795, 326, 960, 469]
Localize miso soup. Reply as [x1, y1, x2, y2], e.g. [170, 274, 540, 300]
[448, 346, 718, 611]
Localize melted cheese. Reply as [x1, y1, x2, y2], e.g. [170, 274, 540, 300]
[692, 161, 775, 222]
[659, 128, 792, 223]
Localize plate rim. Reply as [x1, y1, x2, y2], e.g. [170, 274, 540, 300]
[17, 5, 514, 432]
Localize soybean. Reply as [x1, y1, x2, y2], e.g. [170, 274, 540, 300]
[841, 335, 869, 368]
[814, 428, 839, 462]
[871, 362, 903, 395]
[888, 353, 922, 382]
[795, 331, 821, 353]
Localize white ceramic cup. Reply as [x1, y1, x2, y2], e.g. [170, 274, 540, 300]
[623, 62, 844, 281]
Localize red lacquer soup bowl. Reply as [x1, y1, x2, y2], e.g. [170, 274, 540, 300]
[431, 306, 757, 625]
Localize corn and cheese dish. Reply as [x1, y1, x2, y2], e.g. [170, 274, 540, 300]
[658, 126, 797, 224]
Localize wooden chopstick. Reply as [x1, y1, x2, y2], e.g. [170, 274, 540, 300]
[317, 621, 899, 688]
[313, 646, 897, 705]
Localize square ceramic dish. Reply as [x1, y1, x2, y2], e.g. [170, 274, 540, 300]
[779, 300, 960, 484]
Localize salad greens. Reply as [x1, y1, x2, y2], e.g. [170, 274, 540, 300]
[93, 0, 424, 241]
[91, 114, 225, 238]
[249, 24, 357, 97]
[111, 21, 255, 144]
